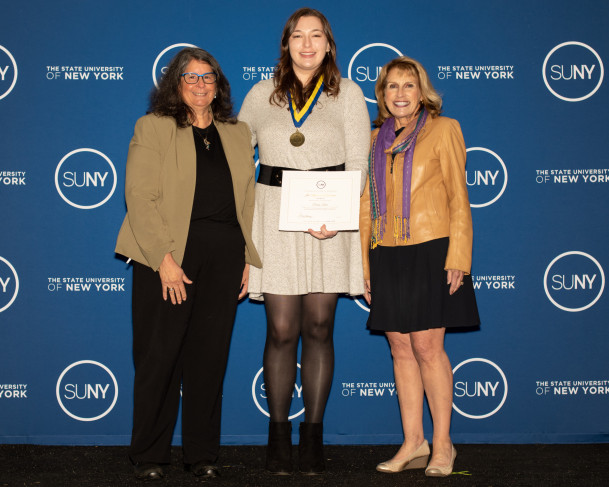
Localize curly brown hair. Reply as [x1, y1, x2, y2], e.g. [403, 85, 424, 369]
[269, 8, 341, 109]
[149, 47, 236, 127]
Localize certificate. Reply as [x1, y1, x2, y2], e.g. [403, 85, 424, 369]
[278, 170, 360, 231]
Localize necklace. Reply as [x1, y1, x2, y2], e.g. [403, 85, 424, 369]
[193, 125, 211, 151]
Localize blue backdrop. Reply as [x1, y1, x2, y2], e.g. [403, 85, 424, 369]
[1, 0, 608, 445]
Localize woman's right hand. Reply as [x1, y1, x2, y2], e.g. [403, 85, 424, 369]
[159, 253, 193, 305]
[363, 279, 371, 305]
[307, 224, 338, 240]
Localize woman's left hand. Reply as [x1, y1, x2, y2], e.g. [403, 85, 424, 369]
[447, 269, 465, 295]
[238, 263, 250, 300]
[307, 224, 338, 240]
[363, 279, 372, 305]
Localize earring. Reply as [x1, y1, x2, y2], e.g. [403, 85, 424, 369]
[214, 93, 217, 99]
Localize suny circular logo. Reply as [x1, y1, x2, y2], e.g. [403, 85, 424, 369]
[452, 358, 508, 419]
[544, 251, 605, 312]
[152, 43, 197, 89]
[252, 364, 304, 420]
[56, 360, 119, 421]
[0, 257, 19, 313]
[55, 148, 117, 209]
[348, 43, 403, 103]
[542, 41, 604, 102]
[0, 45, 18, 100]
[466, 147, 508, 208]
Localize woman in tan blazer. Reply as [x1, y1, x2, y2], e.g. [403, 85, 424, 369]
[115, 47, 260, 481]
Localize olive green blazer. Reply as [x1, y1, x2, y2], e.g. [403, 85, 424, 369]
[115, 113, 261, 271]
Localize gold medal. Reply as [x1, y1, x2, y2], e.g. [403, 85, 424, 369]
[290, 130, 305, 147]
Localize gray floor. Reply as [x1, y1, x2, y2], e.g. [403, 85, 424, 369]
[1, 443, 608, 486]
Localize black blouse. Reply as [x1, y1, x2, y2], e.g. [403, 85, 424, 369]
[190, 123, 239, 226]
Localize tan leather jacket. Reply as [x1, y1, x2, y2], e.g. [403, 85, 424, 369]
[360, 115, 473, 279]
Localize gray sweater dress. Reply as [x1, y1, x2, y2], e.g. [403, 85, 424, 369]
[238, 78, 371, 300]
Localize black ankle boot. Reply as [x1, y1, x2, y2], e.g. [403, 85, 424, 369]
[298, 422, 325, 474]
[266, 421, 292, 475]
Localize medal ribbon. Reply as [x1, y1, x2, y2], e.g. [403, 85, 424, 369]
[288, 75, 324, 128]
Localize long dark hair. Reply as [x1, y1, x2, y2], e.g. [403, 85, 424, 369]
[270, 8, 341, 109]
[149, 47, 236, 127]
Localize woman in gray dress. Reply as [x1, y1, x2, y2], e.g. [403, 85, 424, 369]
[239, 7, 370, 475]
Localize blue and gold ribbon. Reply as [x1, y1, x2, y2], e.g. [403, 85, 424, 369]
[288, 75, 324, 128]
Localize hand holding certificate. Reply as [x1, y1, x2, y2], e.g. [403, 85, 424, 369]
[278, 170, 360, 232]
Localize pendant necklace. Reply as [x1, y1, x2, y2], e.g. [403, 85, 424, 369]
[194, 125, 211, 151]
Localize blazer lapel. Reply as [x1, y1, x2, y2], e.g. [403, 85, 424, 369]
[174, 125, 197, 224]
[216, 121, 239, 177]
[175, 124, 196, 176]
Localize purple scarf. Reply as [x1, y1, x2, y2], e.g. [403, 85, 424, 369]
[369, 109, 427, 243]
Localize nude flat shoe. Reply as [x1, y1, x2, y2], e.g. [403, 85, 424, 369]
[376, 439, 430, 473]
[425, 445, 457, 477]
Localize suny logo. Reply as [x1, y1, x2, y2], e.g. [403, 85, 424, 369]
[56, 360, 118, 421]
[452, 358, 508, 419]
[0, 257, 19, 313]
[152, 43, 197, 89]
[544, 251, 605, 312]
[55, 148, 117, 209]
[252, 364, 304, 420]
[465, 147, 508, 208]
[348, 43, 403, 103]
[543, 41, 604, 102]
[0, 45, 18, 100]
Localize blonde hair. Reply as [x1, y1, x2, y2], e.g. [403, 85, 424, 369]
[374, 56, 442, 126]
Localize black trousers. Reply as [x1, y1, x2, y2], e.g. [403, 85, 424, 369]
[129, 220, 245, 465]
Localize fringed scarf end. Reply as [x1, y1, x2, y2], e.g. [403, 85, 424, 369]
[370, 215, 387, 249]
[393, 216, 411, 242]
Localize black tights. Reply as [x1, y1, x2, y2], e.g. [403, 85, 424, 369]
[263, 293, 338, 424]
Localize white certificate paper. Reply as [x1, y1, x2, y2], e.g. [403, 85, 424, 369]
[278, 170, 360, 231]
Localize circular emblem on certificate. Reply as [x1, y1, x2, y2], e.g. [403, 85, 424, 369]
[290, 131, 305, 147]
[316, 180, 326, 189]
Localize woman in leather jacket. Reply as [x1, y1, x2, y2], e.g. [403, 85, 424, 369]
[360, 56, 479, 478]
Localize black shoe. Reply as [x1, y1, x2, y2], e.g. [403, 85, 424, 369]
[299, 422, 325, 475]
[186, 462, 220, 478]
[266, 421, 293, 475]
[133, 462, 164, 481]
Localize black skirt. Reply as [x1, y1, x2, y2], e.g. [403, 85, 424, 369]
[367, 237, 480, 333]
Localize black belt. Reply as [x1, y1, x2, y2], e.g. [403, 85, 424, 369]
[257, 163, 345, 187]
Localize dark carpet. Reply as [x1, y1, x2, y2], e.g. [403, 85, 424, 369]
[1, 444, 608, 487]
